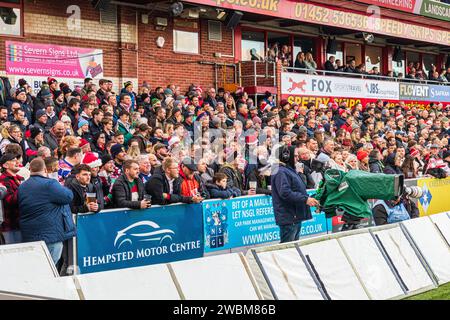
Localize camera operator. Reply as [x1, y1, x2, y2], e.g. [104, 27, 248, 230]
[271, 145, 319, 243]
[372, 189, 420, 226]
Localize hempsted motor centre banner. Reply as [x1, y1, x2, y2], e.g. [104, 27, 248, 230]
[185, 0, 450, 45]
[76, 205, 204, 274]
[203, 194, 328, 253]
[5, 41, 104, 79]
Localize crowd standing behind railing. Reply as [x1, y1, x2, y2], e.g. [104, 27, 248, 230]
[0, 72, 449, 271]
[249, 42, 450, 85]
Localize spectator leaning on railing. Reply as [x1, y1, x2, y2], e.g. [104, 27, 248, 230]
[112, 159, 150, 209]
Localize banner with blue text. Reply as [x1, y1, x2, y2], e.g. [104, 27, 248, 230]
[76, 204, 204, 274]
[203, 195, 328, 253]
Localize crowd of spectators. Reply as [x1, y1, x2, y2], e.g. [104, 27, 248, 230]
[256, 42, 450, 83]
[0, 75, 450, 268]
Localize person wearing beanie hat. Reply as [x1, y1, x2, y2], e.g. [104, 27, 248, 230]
[357, 150, 370, 171]
[32, 109, 48, 132]
[77, 118, 88, 130]
[123, 81, 133, 89]
[24, 126, 44, 161]
[15, 87, 27, 96]
[38, 84, 53, 100]
[18, 79, 28, 88]
[110, 144, 126, 170]
[163, 88, 173, 97]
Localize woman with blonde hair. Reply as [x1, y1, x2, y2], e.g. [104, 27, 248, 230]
[351, 128, 361, 145]
[345, 154, 359, 171]
[59, 136, 80, 158]
[329, 150, 347, 172]
[0, 124, 23, 155]
[304, 52, 317, 74]
[126, 139, 141, 160]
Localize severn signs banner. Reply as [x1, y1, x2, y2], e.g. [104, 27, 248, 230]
[76, 205, 204, 274]
[185, 0, 450, 45]
[5, 41, 104, 79]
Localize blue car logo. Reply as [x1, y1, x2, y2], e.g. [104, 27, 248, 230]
[114, 221, 175, 249]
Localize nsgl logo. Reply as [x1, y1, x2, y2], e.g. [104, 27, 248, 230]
[114, 221, 175, 249]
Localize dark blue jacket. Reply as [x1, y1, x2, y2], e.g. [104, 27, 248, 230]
[271, 163, 312, 226]
[18, 175, 76, 244]
[207, 184, 241, 199]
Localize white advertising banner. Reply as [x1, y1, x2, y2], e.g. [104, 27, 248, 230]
[257, 248, 324, 300]
[281, 72, 399, 100]
[11, 76, 85, 96]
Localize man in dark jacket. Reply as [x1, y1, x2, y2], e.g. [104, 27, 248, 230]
[111, 159, 150, 210]
[44, 121, 66, 154]
[65, 164, 103, 214]
[271, 145, 318, 243]
[324, 56, 336, 73]
[372, 196, 419, 226]
[145, 157, 204, 205]
[18, 158, 76, 265]
[219, 154, 252, 196]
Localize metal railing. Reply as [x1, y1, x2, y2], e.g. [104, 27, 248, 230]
[282, 66, 450, 86]
[239, 61, 277, 87]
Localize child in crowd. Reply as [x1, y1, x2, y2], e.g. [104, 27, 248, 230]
[207, 173, 241, 199]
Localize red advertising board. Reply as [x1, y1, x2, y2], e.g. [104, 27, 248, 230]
[185, 0, 450, 45]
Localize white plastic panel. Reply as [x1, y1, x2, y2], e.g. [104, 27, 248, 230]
[76, 264, 180, 300]
[256, 248, 324, 300]
[402, 217, 450, 284]
[429, 213, 450, 247]
[300, 239, 369, 300]
[339, 233, 404, 299]
[170, 253, 260, 300]
[0, 241, 57, 280]
[0, 277, 79, 300]
[373, 227, 434, 293]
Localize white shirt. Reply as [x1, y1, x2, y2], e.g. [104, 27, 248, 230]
[165, 174, 175, 194]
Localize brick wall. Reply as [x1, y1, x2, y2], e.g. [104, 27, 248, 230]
[0, 1, 245, 93]
[137, 16, 237, 93]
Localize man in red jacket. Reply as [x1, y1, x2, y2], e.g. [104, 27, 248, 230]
[0, 153, 24, 244]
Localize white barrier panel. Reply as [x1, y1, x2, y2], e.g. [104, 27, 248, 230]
[0, 241, 58, 280]
[0, 277, 79, 300]
[372, 227, 435, 293]
[75, 264, 180, 300]
[256, 248, 324, 300]
[401, 217, 450, 284]
[300, 239, 369, 300]
[429, 212, 450, 246]
[338, 233, 404, 299]
[170, 253, 260, 300]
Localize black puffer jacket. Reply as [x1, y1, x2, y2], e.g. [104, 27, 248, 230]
[111, 174, 145, 209]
